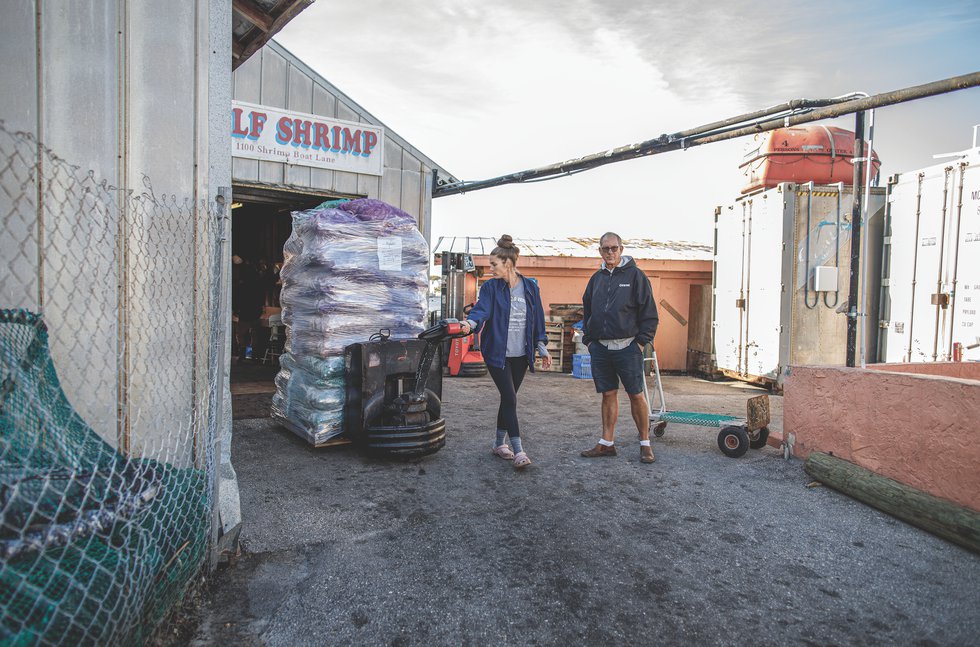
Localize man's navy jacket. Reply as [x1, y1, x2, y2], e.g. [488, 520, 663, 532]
[581, 257, 659, 346]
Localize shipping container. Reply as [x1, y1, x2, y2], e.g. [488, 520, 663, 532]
[713, 182, 886, 387]
[879, 147, 980, 362]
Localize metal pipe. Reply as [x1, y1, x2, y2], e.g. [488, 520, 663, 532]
[745, 198, 753, 376]
[947, 163, 966, 359]
[738, 201, 748, 375]
[711, 206, 721, 372]
[434, 71, 980, 197]
[876, 176, 898, 363]
[804, 183, 818, 309]
[823, 182, 844, 309]
[846, 111, 866, 367]
[932, 167, 952, 361]
[907, 173, 925, 362]
[859, 110, 876, 368]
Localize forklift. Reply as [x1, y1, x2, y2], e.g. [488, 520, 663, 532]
[440, 251, 487, 377]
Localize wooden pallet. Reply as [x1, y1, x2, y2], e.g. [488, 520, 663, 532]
[537, 319, 564, 371]
[548, 310, 581, 372]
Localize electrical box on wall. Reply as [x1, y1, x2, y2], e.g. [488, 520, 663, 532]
[813, 266, 838, 292]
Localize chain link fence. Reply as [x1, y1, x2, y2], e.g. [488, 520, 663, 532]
[0, 119, 225, 645]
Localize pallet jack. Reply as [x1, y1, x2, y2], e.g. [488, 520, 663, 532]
[642, 352, 771, 458]
[345, 319, 473, 457]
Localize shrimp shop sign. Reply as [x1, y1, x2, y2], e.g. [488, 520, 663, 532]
[231, 101, 384, 176]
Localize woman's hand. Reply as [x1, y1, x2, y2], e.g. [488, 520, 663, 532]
[541, 355, 553, 370]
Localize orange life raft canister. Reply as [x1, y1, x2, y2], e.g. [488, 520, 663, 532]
[739, 125, 881, 194]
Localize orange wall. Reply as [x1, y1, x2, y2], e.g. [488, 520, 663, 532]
[467, 255, 711, 371]
[783, 364, 980, 512]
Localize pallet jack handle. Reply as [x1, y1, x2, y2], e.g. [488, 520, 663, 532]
[411, 319, 475, 399]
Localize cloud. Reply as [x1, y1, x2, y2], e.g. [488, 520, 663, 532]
[276, 1, 980, 244]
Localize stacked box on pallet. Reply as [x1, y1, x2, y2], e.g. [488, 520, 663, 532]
[272, 199, 429, 446]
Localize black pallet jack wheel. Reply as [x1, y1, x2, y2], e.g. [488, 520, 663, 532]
[717, 425, 750, 458]
[749, 426, 770, 450]
[652, 420, 667, 438]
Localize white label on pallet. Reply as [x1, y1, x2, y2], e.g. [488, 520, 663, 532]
[377, 237, 402, 271]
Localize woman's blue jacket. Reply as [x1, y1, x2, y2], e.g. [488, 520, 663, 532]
[465, 275, 547, 371]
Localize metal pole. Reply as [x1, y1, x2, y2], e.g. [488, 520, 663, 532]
[434, 71, 980, 197]
[859, 109, 876, 368]
[846, 112, 866, 367]
[208, 186, 231, 571]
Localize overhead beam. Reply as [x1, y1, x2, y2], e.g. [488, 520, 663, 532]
[433, 71, 980, 197]
[232, 0, 314, 70]
[233, 0, 273, 32]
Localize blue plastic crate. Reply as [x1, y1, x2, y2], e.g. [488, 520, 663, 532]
[572, 353, 591, 379]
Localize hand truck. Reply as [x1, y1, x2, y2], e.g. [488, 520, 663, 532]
[641, 352, 771, 458]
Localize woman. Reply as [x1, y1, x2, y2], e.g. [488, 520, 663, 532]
[462, 235, 551, 469]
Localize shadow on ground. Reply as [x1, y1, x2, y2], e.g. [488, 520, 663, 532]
[188, 372, 980, 646]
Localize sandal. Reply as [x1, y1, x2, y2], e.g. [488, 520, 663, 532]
[513, 452, 532, 469]
[492, 444, 515, 460]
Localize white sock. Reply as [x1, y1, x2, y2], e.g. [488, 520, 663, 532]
[640, 440, 651, 447]
[598, 438, 614, 446]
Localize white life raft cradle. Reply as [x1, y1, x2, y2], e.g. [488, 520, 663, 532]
[642, 352, 772, 458]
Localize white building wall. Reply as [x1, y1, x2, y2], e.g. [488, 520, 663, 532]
[231, 40, 448, 242]
[0, 1, 228, 462]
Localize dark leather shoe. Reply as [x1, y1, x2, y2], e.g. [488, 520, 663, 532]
[640, 446, 656, 463]
[581, 444, 617, 458]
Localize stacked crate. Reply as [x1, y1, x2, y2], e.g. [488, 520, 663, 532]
[548, 304, 584, 372]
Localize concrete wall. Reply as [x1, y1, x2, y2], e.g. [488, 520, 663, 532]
[783, 363, 980, 511]
[470, 255, 711, 371]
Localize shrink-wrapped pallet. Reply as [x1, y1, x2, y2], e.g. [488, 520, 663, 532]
[272, 199, 428, 445]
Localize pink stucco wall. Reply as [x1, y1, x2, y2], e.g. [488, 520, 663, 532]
[468, 255, 711, 371]
[783, 364, 980, 512]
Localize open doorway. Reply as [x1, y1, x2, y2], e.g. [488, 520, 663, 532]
[229, 185, 347, 412]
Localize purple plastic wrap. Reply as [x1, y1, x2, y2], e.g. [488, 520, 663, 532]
[271, 199, 429, 446]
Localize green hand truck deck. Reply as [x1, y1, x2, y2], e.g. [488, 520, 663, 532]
[642, 351, 771, 458]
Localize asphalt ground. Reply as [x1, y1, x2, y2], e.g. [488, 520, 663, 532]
[187, 371, 980, 646]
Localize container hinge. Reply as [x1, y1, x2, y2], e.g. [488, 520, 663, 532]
[879, 320, 890, 329]
[881, 278, 890, 287]
[931, 293, 951, 308]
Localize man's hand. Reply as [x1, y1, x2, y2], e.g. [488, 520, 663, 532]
[541, 355, 553, 370]
[460, 321, 471, 335]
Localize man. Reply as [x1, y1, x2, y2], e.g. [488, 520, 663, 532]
[232, 255, 265, 361]
[580, 233, 659, 463]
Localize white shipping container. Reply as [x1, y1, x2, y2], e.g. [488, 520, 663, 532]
[880, 147, 980, 362]
[713, 182, 886, 387]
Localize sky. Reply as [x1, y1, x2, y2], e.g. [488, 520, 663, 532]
[277, 0, 980, 245]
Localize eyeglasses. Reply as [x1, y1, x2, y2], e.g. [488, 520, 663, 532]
[600, 246, 621, 254]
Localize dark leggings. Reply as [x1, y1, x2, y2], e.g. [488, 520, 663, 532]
[487, 357, 529, 438]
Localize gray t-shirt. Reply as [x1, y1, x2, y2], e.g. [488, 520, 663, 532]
[506, 280, 527, 357]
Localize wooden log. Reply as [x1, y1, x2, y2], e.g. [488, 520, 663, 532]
[804, 452, 980, 554]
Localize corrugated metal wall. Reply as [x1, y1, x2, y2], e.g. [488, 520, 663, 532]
[231, 40, 435, 240]
[0, 1, 228, 462]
